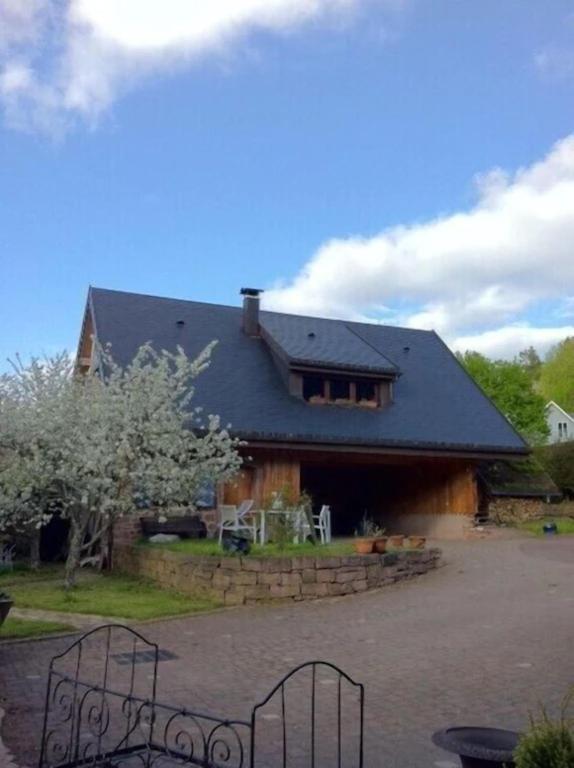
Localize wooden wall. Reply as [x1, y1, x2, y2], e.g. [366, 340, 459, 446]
[222, 452, 300, 506]
[77, 311, 94, 372]
[222, 468, 255, 505]
[384, 461, 477, 517]
[221, 447, 477, 522]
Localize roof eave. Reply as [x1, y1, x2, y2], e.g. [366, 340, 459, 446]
[235, 431, 530, 460]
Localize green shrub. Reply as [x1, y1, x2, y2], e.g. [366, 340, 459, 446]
[535, 442, 574, 495]
[514, 692, 574, 768]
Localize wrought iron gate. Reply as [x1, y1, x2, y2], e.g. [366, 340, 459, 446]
[38, 624, 364, 768]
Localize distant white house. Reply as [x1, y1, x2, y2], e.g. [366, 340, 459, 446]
[545, 400, 574, 443]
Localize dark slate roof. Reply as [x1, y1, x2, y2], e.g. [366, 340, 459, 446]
[478, 459, 561, 499]
[88, 287, 528, 456]
[261, 313, 399, 375]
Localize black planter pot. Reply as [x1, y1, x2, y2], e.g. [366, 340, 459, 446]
[432, 727, 521, 768]
[222, 534, 251, 555]
[0, 597, 13, 628]
[543, 521, 558, 535]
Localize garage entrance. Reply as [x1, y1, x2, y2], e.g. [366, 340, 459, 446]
[300, 462, 411, 536]
[300, 454, 478, 538]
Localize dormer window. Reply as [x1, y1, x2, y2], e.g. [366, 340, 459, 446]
[330, 378, 350, 402]
[302, 375, 325, 402]
[356, 380, 377, 404]
[302, 374, 389, 408]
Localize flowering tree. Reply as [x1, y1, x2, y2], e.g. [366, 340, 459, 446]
[0, 342, 242, 588]
[0, 353, 73, 567]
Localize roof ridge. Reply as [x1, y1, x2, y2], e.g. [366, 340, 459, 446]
[90, 286, 436, 336]
[261, 308, 435, 335]
[90, 286, 240, 313]
[343, 322, 400, 371]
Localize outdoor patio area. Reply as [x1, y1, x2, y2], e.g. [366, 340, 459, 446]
[1, 532, 573, 768]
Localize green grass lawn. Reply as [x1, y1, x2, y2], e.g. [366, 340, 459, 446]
[4, 568, 221, 620]
[0, 563, 63, 586]
[142, 537, 357, 558]
[518, 516, 574, 536]
[0, 616, 74, 639]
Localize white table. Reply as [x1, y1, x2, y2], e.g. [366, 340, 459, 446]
[257, 507, 307, 545]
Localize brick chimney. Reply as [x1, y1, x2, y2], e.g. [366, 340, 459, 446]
[240, 287, 263, 336]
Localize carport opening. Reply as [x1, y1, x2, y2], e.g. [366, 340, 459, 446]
[301, 463, 412, 536]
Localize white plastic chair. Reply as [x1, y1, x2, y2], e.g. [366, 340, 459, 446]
[301, 505, 331, 544]
[218, 500, 257, 544]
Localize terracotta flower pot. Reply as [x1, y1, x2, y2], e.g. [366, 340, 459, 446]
[354, 538, 375, 554]
[407, 535, 426, 550]
[374, 537, 388, 554]
[388, 535, 404, 549]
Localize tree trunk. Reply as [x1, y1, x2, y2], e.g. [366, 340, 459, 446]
[64, 523, 83, 590]
[98, 519, 112, 571]
[29, 528, 41, 570]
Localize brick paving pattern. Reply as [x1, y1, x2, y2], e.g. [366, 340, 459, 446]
[1, 533, 573, 768]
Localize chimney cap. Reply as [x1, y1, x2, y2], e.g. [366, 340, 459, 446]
[240, 287, 264, 297]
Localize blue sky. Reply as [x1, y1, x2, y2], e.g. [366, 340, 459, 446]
[1, 0, 574, 369]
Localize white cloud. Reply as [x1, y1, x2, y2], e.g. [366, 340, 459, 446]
[265, 135, 574, 358]
[0, 1, 44, 50]
[0, 0, 365, 133]
[452, 325, 574, 360]
[535, 47, 574, 80]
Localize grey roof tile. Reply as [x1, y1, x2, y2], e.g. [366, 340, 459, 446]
[261, 313, 399, 374]
[89, 287, 528, 455]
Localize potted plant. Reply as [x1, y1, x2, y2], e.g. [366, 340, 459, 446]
[388, 534, 405, 549]
[354, 538, 374, 554]
[262, 485, 315, 546]
[514, 690, 574, 768]
[406, 535, 426, 550]
[372, 526, 387, 554]
[354, 516, 384, 554]
[0, 591, 13, 628]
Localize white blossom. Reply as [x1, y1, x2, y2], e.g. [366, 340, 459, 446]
[0, 342, 242, 586]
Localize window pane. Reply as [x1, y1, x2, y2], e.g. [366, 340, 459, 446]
[195, 481, 216, 509]
[330, 379, 350, 400]
[303, 376, 324, 401]
[356, 381, 377, 402]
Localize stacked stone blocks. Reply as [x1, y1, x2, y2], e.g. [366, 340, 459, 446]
[115, 546, 441, 606]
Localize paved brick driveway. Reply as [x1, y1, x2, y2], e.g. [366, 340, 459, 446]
[1, 533, 573, 768]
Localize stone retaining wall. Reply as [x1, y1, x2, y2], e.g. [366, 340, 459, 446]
[115, 545, 441, 606]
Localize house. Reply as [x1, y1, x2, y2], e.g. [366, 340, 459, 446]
[545, 400, 574, 444]
[77, 287, 528, 538]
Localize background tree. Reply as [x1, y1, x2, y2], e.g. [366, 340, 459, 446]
[0, 342, 242, 588]
[538, 337, 574, 412]
[457, 351, 549, 444]
[535, 442, 574, 496]
[517, 346, 542, 384]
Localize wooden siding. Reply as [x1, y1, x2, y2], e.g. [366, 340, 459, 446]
[222, 453, 300, 506]
[77, 310, 94, 373]
[222, 468, 255, 505]
[384, 461, 477, 517]
[222, 446, 477, 519]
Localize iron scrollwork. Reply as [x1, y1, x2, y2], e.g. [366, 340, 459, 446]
[38, 625, 364, 768]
